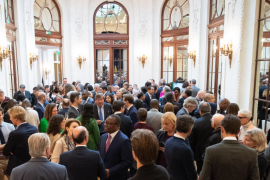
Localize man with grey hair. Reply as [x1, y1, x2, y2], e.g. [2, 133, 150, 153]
[0, 89, 10, 114]
[159, 86, 171, 112]
[176, 97, 198, 117]
[196, 90, 206, 104]
[189, 102, 213, 174]
[10, 133, 68, 180]
[92, 83, 100, 100]
[191, 79, 200, 97]
[76, 80, 84, 92]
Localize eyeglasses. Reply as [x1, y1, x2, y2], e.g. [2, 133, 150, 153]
[104, 121, 117, 126]
[238, 116, 247, 119]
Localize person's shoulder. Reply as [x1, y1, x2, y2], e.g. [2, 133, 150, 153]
[156, 129, 165, 137]
[48, 160, 67, 170]
[101, 132, 108, 139]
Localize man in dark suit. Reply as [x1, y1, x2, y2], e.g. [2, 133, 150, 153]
[77, 80, 84, 92]
[217, 98, 230, 115]
[159, 86, 171, 112]
[35, 92, 46, 120]
[13, 84, 32, 103]
[59, 126, 107, 180]
[165, 115, 198, 180]
[113, 101, 133, 138]
[144, 86, 154, 110]
[123, 94, 138, 126]
[188, 102, 213, 174]
[31, 87, 38, 108]
[178, 88, 192, 106]
[156, 80, 165, 100]
[101, 86, 109, 99]
[190, 79, 200, 97]
[194, 102, 217, 118]
[68, 92, 82, 119]
[200, 115, 260, 180]
[57, 98, 70, 117]
[93, 93, 113, 134]
[81, 90, 94, 105]
[176, 97, 198, 117]
[98, 115, 133, 180]
[3, 106, 37, 176]
[205, 114, 224, 148]
[10, 133, 68, 180]
[259, 80, 268, 98]
[92, 84, 100, 100]
[130, 129, 169, 180]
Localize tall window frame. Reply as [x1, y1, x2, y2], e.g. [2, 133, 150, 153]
[206, 0, 225, 103]
[161, 0, 189, 82]
[252, 0, 270, 131]
[4, 0, 18, 95]
[93, 2, 129, 86]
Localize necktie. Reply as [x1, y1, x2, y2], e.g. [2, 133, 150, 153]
[77, 108, 80, 114]
[99, 107, 103, 121]
[106, 134, 111, 152]
[0, 125, 5, 144]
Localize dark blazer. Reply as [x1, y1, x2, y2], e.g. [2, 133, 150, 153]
[205, 127, 222, 149]
[58, 107, 70, 117]
[59, 146, 107, 180]
[125, 106, 138, 126]
[98, 131, 133, 180]
[200, 140, 260, 180]
[165, 136, 197, 180]
[128, 163, 169, 180]
[10, 157, 68, 180]
[178, 97, 185, 106]
[258, 152, 267, 180]
[82, 98, 94, 105]
[156, 87, 163, 100]
[194, 102, 217, 118]
[144, 93, 151, 110]
[176, 107, 188, 117]
[35, 103, 45, 120]
[116, 113, 133, 139]
[13, 90, 32, 103]
[159, 96, 167, 112]
[188, 113, 213, 162]
[3, 123, 37, 175]
[93, 103, 113, 132]
[68, 106, 80, 119]
[31, 93, 37, 107]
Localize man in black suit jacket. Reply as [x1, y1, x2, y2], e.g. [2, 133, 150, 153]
[59, 126, 107, 180]
[68, 92, 82, 119]
[57, 98, 70, 117]
[3, 106, 37, 176]
[144, 86, 154, 110]
[13, 84, 32, 103]
[178, 88, 192, 106]
[35, 92, 46, 120]
[10, 133, 68, 180]
[176, 97, 198, 117]
[98, 115, 133, 180]
[205, 114, 224, 148]
[123, 94, 138, 126]
[200, 115, 260, 180]
[130, 129, 169, 180]
[188, 102, 213, 174]
[93, 93, 113, 134]
[31, 87, 38, 107]
[113, 101, 133, 138]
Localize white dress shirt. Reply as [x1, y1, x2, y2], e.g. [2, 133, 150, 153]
[97, 105, 105, 121]
[174, 134, 185, 140]
[0, 121, 15, 145]
[223, 137, 237, 140]
[106, 130, 119, 144]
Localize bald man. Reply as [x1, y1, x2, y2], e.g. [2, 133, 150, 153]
[205, 114, 225, 148]
[59, 126, 107, 180]
[146, 99, 163, 134]
[57, 98, 70, 117]
[195, 90, 206, 104]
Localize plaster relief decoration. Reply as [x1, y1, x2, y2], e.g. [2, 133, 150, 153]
[75, 18, 83, 40]
[231, 0, 237, 18]
[193, 4, 198, 32]
[26, 7, 32, 31]
[139, 17, 147, 41]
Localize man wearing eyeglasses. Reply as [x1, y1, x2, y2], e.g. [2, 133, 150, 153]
[98, 115, 132, 180]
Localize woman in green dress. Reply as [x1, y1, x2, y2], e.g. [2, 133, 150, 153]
[77, 103, 100, 150]
[40, 103, 57, 133]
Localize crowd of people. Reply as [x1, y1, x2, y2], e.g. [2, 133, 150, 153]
[0, 77, 269, 180]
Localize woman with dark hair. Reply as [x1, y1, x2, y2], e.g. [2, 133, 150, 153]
[50, 87, 59, 102]
[107, 85, 112, 93]
[181, 82, 189, 93]
[16, 93, 26, 105]
[84, 83, 90, 90]
[40, 103, 58, 133]
[76, 104, 100, 150]
[58, 85, 65, 96]
[134, 99, 144, 110]
[165, 92, 181, 112]
[105, 94, 114, 105]
[173, 87, 181, 102]
[141, 87, 147, 94]
[3, 99, 17, 124]
[226, 103, 240, 116]
[64, 84, 73, 98]
[87, 85, 93, 91]
[47, 114, 65, 153]
[72, 81, 76, 86]
[51, 119, 81, 163]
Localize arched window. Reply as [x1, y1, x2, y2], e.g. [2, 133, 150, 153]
[206, 0, 225, 102]
[4, 0, 18, 95]
[161, 0, 189, 83]
[253, 0, 270, 130]
[34, 0, 62, 46]
[94, 2, 129, 86]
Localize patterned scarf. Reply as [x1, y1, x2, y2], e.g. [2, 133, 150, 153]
[64, 135, 75, 151]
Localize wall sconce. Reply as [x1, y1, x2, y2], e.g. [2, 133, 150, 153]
[45, 68, 51, 79]
[188, 50, 196, 67]
[137, 55, 147, 68]
[0, 43, 12, 71]
[77, 55, 86, 69]
[30, 49, 38, 70]
[220, 40, 233, 68]
[213, 46, 217, 57]
[163, 56, 173, 67]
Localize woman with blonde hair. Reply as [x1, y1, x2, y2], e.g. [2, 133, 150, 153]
[51, 119, 81, 163]
[243, 128, 268, 179]
[156, 112, 176, 168]
[163, 102, 175, 114]
[238, 109, 256, 141]
[204, 93, 215, 103]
